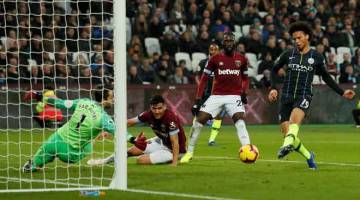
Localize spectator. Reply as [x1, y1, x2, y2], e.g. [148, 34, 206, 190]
[259, 69, 271, 89]
[326, 53, 339, 79]
[171, 67, 189, 84]
[127, 65, 143, 85]
[160, 31, 178, 57]
[139, 58, 155, 84]
[339, 64, 357, 84]
[154, 65, 170, 84]
[258, 52, 274, 74]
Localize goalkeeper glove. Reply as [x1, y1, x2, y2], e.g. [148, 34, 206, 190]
[241, 94, 247, 105]
[129, 132, 147, 151]
[191, 99, 202, 116]
[23, 91, 43, 102]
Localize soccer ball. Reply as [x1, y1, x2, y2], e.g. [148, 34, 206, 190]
[239, 144, 259, 163]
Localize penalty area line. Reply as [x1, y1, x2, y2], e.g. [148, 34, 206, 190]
[196, 156, 360, 167]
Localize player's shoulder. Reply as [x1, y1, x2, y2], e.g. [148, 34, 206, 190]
[310, 49, 324, 59]
[163, 109, 179, 121]
[234, 52, 247, 60]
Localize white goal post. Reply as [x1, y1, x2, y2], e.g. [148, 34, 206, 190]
[0, 0, 127, 192]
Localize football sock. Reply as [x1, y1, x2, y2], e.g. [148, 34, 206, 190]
[235, 120, 250, 146]
[293, 136, 311, 159]
[187, 120, 204, 152]
[209, 119, 222, 142]
[283, 124, 299, 146]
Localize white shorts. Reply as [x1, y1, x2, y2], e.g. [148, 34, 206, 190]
[143, 137, 183, 164]
[200, 95, 245, 118]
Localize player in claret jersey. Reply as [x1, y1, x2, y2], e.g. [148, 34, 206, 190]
[181, 32, 251, 163]
[87, 94, 187, 166]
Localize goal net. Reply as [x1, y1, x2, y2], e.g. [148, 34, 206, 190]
[0, 0, 126, 192]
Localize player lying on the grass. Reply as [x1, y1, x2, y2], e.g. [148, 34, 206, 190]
[180, 32, 251, 163]
[87, 94, 187, 166]
[22, 85, 145, 172]
[194, 43, 224, 146]
[268, 21, 356, 169]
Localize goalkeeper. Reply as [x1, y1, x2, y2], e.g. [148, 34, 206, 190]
[22, 86, 143, 172]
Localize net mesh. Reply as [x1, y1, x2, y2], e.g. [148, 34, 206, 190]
[0, 0, 115, 191]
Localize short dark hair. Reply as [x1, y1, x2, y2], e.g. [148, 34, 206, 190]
[288, 21, 312, 39]
[93, 84, 113, 102]
[149, 94, 165, 105]
[223, 31, 235, 40]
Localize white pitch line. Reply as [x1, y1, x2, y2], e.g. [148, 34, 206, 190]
[0, 176, 94, 188]
[197, 156, 360, 167]
[125, 188, 243, 200]
[0, 176, 243, 200]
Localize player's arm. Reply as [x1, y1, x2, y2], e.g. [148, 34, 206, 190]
[269, 50, 288, 102]
[169, 129, 180, 166]
[44, 97, 79, 110]
[127, 116, 142, 127]
[316, 55, 355, 99]
[101, 113, 141, 145]
[196, 57, 216, 99]
[270, 50, 288, 90]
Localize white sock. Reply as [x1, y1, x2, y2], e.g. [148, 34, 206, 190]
[235, 120, 250, 146]
[104, 154, 115, 164]
[187, 121, 203, 153]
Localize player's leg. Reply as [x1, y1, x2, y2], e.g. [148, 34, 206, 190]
[352, 109, 360, 127]
[22, 133, 59, 172]
[279, 98, 316, 168]
[57, 142, 92, 164]
[208, 110, 225, 146]
[136, 137, 171, 164]
[278, 108, 305, 158]
[225, 95, 250, 146]
[181, 96, 222, 163]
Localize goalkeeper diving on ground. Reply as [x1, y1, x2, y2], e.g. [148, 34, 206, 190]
[22, 85, 145, 172]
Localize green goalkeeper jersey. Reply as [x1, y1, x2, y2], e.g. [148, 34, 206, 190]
[44, 97, 115, 149]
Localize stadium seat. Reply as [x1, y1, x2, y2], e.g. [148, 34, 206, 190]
[337, 47, 351, 55]
[259, 11, 268, 18]
[191, 52, 207, 71]
[72, 52, 89, 65]
[330, 47, 336, 54]
[255, 74, 264, 82]
[312, 75, 324, 85]
[242, 25, 250, 36]
[245, 53, 258, 77]
[233, 31, 243, 42]
[164, 25, 180, 34]
[234, 25, 241, 33]
[0, 37, 6, 47]
[175, 52, 192, 71]
[144, 37, 162, 56]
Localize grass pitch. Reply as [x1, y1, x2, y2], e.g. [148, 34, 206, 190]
[1, 125, 360, 200]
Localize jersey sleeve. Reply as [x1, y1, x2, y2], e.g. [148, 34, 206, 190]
[137, 111, 150, 123]
[315, 53, 344, 96]
[271, 50, 289, 89]
[203, 56, 216, 76]
[241, 57, 249, 94]
[44, 97, 79, 110]
[101, 113, 115, 136]
[167, 118, 180, 136]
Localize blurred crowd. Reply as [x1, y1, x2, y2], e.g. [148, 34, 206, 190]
[0, 1, 113, 87]
[126, 0, 360, 88]
[1, 0, 360, 89]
